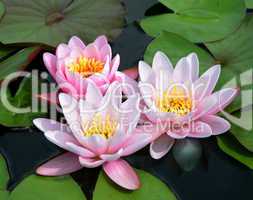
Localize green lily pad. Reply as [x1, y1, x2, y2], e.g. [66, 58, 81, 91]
[229, 108, 253, 152]
[144, 31, 215, 69]
[206, 16, 253, 85]
[217, 134, 253, 169]
[0, 155, 9, 190]
[0, 0, 125, 47]
[0, 155, 9, 200]
[246, 0, 253, 8]
[0, 47, 40, 80]
[0, 2, 4, 19]
[93, 169, 178, 200]
[140, 0, 246, 42]
[0, 191, 9, 200]
[1, 153, 86, 200]
[0, 76, 46, 127]
[9, 175, 86, 200]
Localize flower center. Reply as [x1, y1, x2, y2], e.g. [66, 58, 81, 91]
[83, 114, 118, 139]
[68, 56, 104, 77]
[156, 86, 192, 116]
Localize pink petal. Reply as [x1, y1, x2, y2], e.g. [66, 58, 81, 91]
[59, 93, 81, 132]
[84, 44, 100, 60]
[108, 54, 120, 80]
[44, 131, 79, 150]
[79, 156, 104, 168]
[100, 44, 112, 61]
[103, 159, 140, 190]
[100, 149, 123, 161]
[89, 73, 108, 86]
[201, 115, 231, 135]
[173, 57, 189, 83]
[138, 61, 153, 82]
[150, 134, 175, 159]
[205, 88, 238, 115]
[145, 108, 176, 123]
[85, 81, 103, 106]
[168, 131, 188, 139]
[122, 66, 138, 80]
[139, 82, 154, 108]
[115, 72, 139, 95]
[101, 56, 110, 76]
[93, 35, 108, 50]
[120, 94, 141, 130]
[65, 142, 96, 157]
[36, 91, 58, 105]
[43, 53, 57, 78]
[193, 93, 218, 120]
[36, 153, 82, 176]
[188, 121, 212, 138]
[84, 135, 108, 155]
[33, 118, 71, 133]
[122, 133, 151, 156]
[99, 83, 109, 94]
[153, 51, 173, 74]
[193, 65, 221, 99]
[107, 129, 126, 153]
[68, 36, 86, 50]
[79, 99, 96, 127]
[56, 44, 70, 58]
[186, 53, 199, 82]
[155, 68, 173, 92]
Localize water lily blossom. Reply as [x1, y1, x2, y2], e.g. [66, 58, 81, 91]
[33, 82, 152, 190]
[138, 51, 238, 159]
[41, 35, 137, 101]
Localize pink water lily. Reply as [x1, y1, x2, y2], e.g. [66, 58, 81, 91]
[33, 82, 152, 190]
[41, 35, 137, 101]
[138, 51, 238, 159]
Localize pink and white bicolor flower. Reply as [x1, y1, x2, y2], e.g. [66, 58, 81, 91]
[41, 35, 137, 102]
[138, 51, 238, 159]
[33, 82, 152, 190]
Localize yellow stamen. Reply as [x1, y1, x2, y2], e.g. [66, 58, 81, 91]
[156, 86, 192, 116]
[83, 114, 118, 139]
[68, 56, 104, 77]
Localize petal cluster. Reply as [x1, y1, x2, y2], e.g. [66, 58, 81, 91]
[36, 39, 238, 190]
[138, 51, 238, 159]
[43, 35, 121, 99]
[34, 82, 152, 190]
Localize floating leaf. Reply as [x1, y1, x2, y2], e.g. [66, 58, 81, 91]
[144, 31, 215, 69]
[217, 134, 253, 169]
[205, 16, 253, 110]
[229, 108, 253, 152]
[0, 47, 40, 80]
[0, 155, 9, 190]
[172, 139, 202, 171]
[0, 155, 9, 200]
[206, 16, 253, 82]
[0, 191, 9, 200]
[0, 76, 46, 127]
[93, 170, 178, 200]
[9, 175, 86, 200]
[0, 0, 125, 47]
[0, 1, 4, 19]
[246, 0, 253, 8]
[140, 0, 246, 42]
